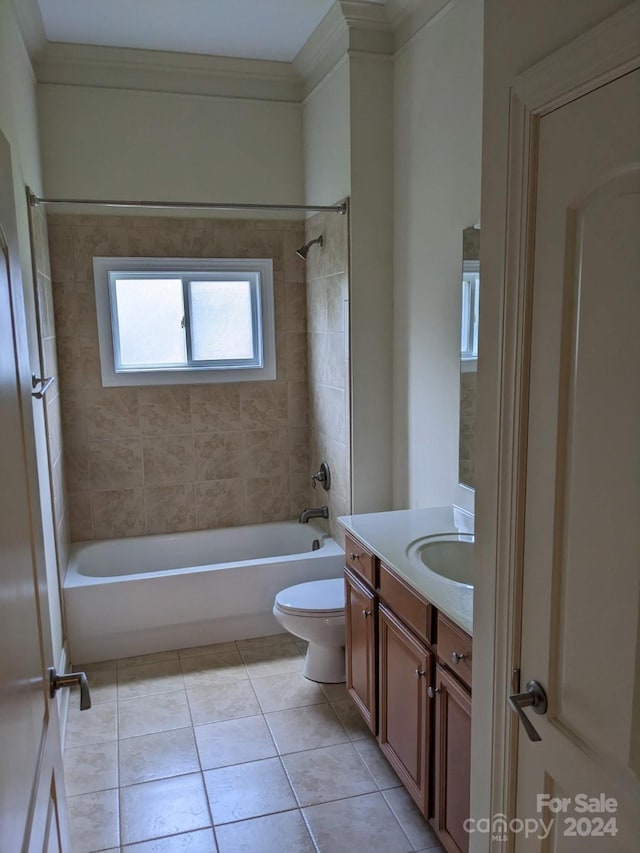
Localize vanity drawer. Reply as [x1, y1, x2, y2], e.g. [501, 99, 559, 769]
[437, 614, 472, 689]
[378, 563, 433, 645]
[345, 534, 376, 587]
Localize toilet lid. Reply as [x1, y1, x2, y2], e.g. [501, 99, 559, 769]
[275, 578, 344, 616]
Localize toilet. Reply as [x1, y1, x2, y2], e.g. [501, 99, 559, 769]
[273, 578, 345, 683]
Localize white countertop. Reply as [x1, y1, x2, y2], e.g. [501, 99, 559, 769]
[338, 506, 474, 636]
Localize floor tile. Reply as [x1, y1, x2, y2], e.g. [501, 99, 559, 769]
[215, 808, 315, 853]
[195, 714, 276, 769]
[303, 792, 413, 853]
[265, 704, 350, 755]
[67, 788, 119, 853]
[331, 696, 375, 740]
[251, 670, 326, 713]
[66, 702, 118, 748]
[383, 787, 442, 850]
[121, 827, 217, 851]
[239, 641, 304, 679]
[282, 742, 377, 806]
[180, 649, 248, 689]
[178, 641, 238, 659]
[64, 740, 118, 797]
[187, 680, 260, 725]
[119, 727, 200, 786]
[119, 689, 191, 739]
[204, 757, 297, 824]
[353, 739, 402, 790]
[235, 633, 292, 651]
[320, 681, 348, 704]
[73, 660, 118, 705]
[117, 649, 179, 673]
[118, 659, 185, 700]
[119, 773, 211, 846]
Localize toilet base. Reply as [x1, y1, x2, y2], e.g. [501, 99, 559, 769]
[303, 642, 346, 683]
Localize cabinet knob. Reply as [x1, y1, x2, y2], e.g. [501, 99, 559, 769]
[415, 668, 426, 678]
[451, 651, 467, 665]
[362, 609, 372, 618]
[349, 552, 360, 560]
[427, 686, 441, 699]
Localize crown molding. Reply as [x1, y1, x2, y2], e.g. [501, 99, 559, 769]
[294, 0, 395, 97]
[11, 0, 47, 58]
[293, 3, 350, 95]
[24, 0, 455, 106]
[33, 42, 302, 103]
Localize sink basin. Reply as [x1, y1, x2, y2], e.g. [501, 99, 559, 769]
[406, 533, 474, 586]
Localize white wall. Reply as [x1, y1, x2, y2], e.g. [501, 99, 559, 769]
[38, 84, 304, 203]
[0, 0, 64, 670]
[303, 50, 394, 515]
[392, 0, 483, 509]
[302, 56, 350, 206]
[349, 54, 394, 513]
[471, 1, 633, 847]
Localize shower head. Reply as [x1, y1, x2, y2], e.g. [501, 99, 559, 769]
[295, 235, 323, 260]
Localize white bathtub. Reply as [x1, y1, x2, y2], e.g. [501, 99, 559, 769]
[64, 521, 344, 663]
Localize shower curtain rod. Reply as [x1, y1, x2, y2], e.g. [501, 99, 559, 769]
[28, 191, 347, 216]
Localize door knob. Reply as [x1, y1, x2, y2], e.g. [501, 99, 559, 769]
[362, 608, 372, 618]
[48, 667, 92, 711]
[427, 685, 440, 699]
[508, 680, 547, 742]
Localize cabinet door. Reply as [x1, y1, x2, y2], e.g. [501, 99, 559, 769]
[433, 663, 471, 853]
[344, 569, 377, 733]
[379, 603, 432, 815]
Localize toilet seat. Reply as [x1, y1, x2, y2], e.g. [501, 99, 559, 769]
[274, 578, 344, 617]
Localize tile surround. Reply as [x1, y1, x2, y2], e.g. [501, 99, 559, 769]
[48, 214, 314, 541]
[29, 204, 70, 589]
[305, 212, 351, 543]
[64, 635, 444, 853]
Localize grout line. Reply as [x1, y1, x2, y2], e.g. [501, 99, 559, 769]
[67, 638, 433, 852]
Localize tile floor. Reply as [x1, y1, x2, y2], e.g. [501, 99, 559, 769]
[65, 633, 444, 853]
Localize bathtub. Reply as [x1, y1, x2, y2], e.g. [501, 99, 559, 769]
[64, 521, 344, 664]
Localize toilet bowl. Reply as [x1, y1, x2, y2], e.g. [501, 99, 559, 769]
[273, 578, 345, 683]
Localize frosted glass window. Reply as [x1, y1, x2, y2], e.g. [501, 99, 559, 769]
[113, 278, 187, 368]
[93, 257, 275, 387]
[188, 281, 255, 361]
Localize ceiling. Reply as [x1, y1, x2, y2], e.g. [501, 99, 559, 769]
[37, 0, 388, 63]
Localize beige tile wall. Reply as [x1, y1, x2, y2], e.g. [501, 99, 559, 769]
[30, 204, 70, 574]
[48, 214, 311, 541]
[304, 210, 351, 542]
[459, 370, 476, 489]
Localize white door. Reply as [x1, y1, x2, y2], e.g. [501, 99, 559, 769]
[0, 132, 70, 850]
[513, 67, 640, 850]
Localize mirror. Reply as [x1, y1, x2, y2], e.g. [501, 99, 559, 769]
[459, 225, 480, 489]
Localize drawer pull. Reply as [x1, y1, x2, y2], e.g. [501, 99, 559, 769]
[349, 552, 361, 560]
[362, 609, 372, 618]
[427, 686, 441, 699]
[451, 651, 467, 665]
[415, 668, 426, 678]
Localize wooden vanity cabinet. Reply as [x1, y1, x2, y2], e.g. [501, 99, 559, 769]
[342, 532, 472, 848]
[433, 663, 472, 853]
[379, 604, 433, 815]
[344, 568, 377, 734]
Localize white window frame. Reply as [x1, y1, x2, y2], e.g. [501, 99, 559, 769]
[93, 257, 276, 386]
[461, 259, 479, 372]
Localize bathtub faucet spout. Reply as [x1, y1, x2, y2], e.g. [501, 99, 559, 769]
[299, 506, 329, 524]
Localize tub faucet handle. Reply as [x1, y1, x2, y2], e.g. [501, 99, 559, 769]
[311, 461, 331, 491]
